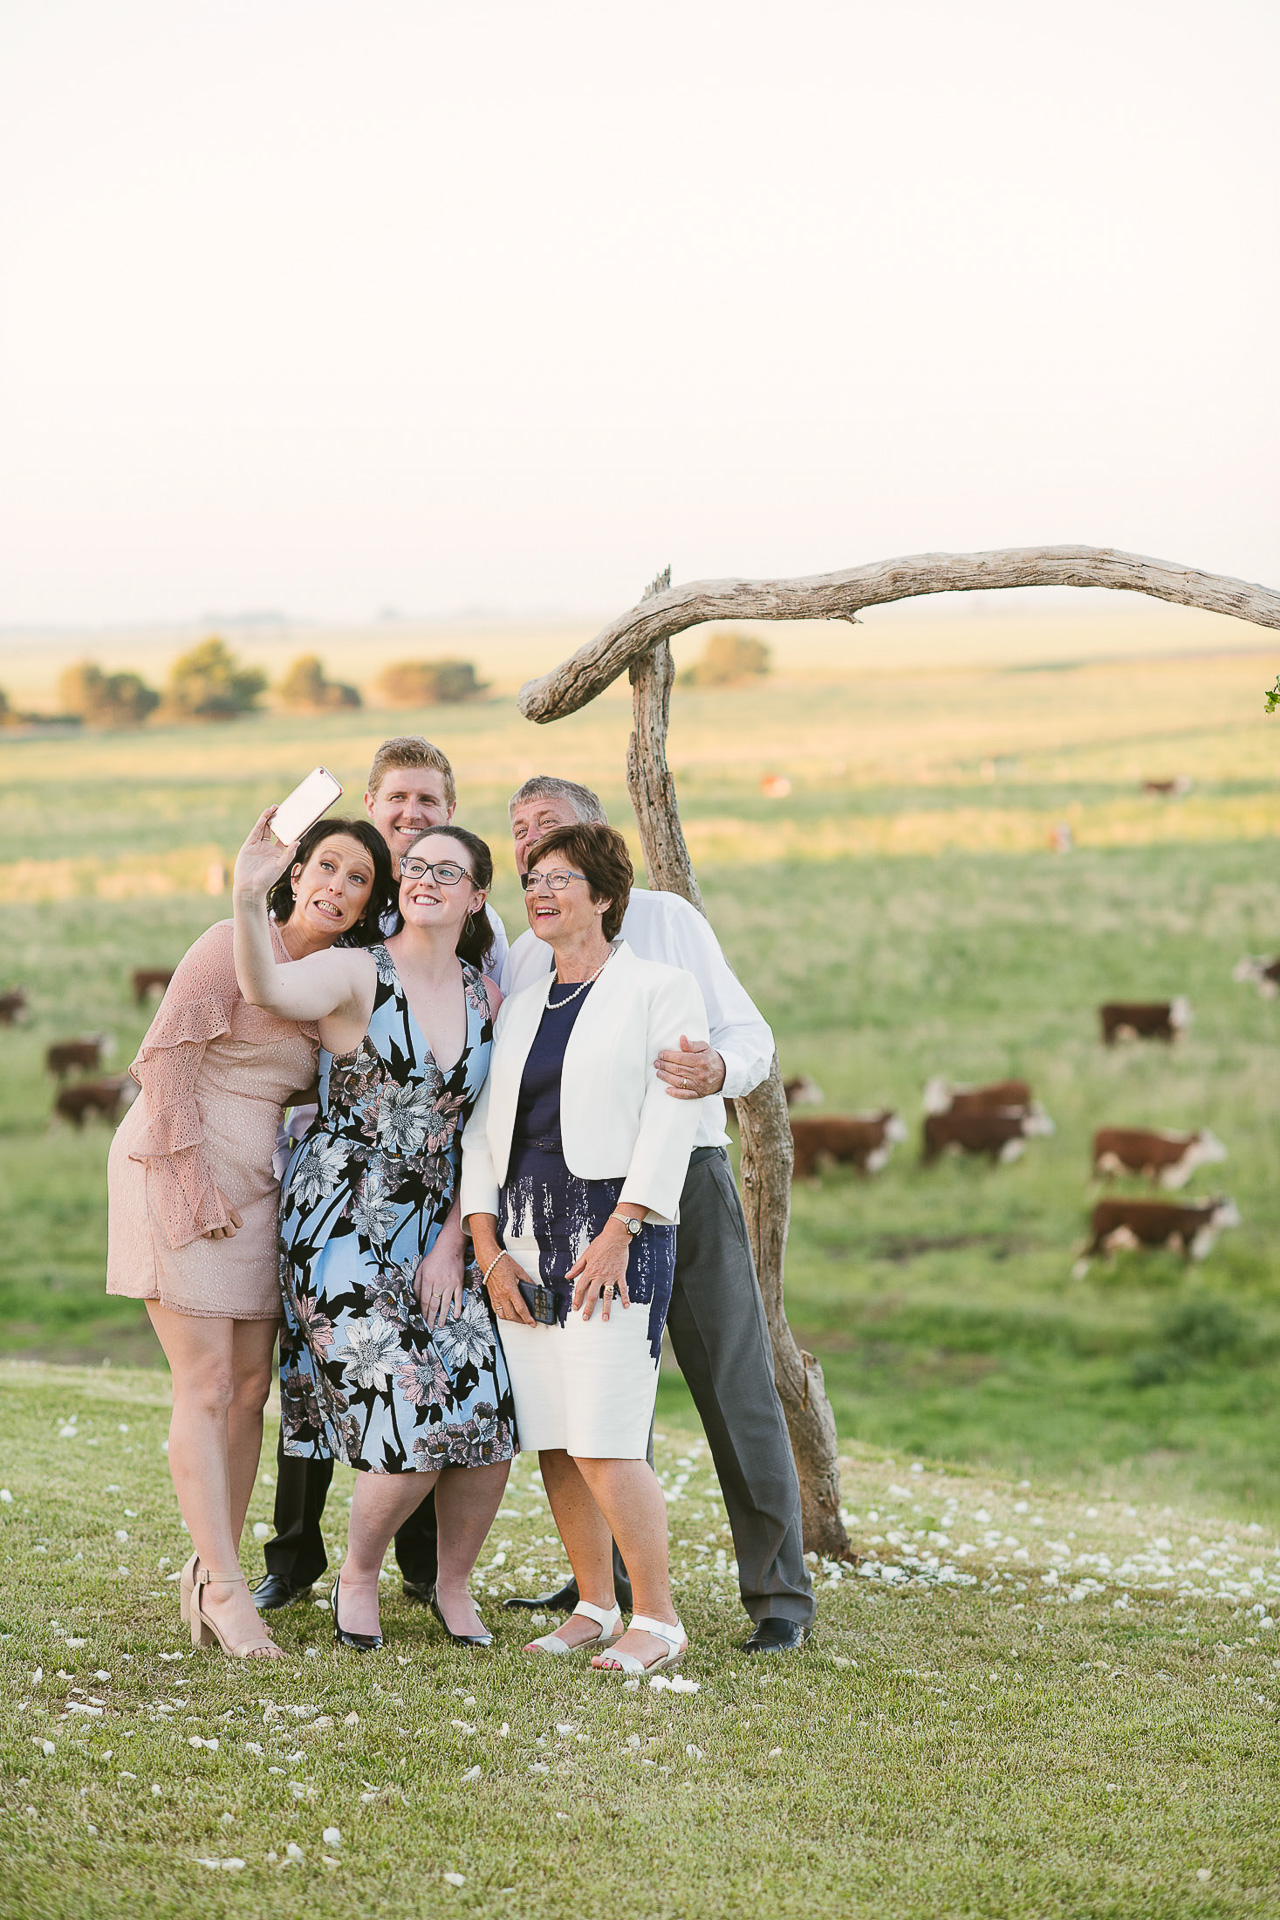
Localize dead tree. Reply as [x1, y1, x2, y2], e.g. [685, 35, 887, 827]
[519, 546, 1280, 1558]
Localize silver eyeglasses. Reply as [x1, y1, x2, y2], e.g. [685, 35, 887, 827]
[520, 868, 587, 892]
[400, 857, 472, 886]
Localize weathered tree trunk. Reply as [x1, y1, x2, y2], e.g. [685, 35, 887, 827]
[626, 633, 851, 1560]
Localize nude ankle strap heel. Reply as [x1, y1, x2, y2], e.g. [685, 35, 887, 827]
[191, 1569, 284, 1659]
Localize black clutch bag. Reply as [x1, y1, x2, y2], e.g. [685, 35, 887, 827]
[516, 1278, 561, 1326]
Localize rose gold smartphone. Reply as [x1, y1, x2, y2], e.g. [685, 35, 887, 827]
[271, 765, 344, 845]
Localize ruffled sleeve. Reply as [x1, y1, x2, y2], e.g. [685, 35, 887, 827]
[127, 922, 241, 1248]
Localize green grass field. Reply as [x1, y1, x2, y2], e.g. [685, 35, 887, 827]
[3, 630, 1280, 1912]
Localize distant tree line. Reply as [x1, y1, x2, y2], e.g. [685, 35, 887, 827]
[1, 627, 768, 730]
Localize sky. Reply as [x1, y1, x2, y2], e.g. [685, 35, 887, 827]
[2, 0, 1278, 624]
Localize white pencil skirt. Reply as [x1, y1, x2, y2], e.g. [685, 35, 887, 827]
[496, 1231, 672, 1458]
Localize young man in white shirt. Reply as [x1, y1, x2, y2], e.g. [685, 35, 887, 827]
[254, 735, 506, 1614]
[496, 776, 814, 1654]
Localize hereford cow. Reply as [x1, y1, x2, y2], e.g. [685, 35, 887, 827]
[54, 1076, 137, 1128]
[790, 1110, 908, 1180]
[725, 1074, 824, 1128]
[132, 967, 175, 1005]
[1232, 955, 1280, 1000]
[0, 988, 28, 1026]
[46, 1035, 114, 1079]
[923, 1076, 1034, 1116]
[1091, 1126, 1227, 1190]
[922, 1106, 1054, 1166]
[1072, 1195, 1241, 1277]
[1099, 998, 1190, 1046]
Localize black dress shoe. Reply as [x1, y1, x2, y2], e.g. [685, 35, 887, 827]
[503, 1576, 580, 1614]
[401, 1577, 437, 1607]
[429, 1588, 493, 1648]
[252, 1573, 314, 1613]
[502, 1573, 634, 1613]
[741, 1617, 811, 1655]
[332, 1571, 382, 1652]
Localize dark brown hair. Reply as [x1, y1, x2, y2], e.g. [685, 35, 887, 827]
[396, 825, 495, 969]
[525, 822, 633, 942]
[269, 816, 395, 948]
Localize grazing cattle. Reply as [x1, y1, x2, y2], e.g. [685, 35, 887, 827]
[1142, 775, 1192, 796]
[45, 1034, 114, 1079]
[132, 967, 174, 1005]
[0, 988, 28, 1025]
[923, 1076, 1034, 1117]
[725, 1074, 824, 1128]
[1092, 1126, 1227, 1190]
[54, 1076, 137, 1128]
[1232, 954, 1280, 1000]
[1072, 1195, 1241, 1277]
[790, 1110, 908, 1180]
[1099, 998, 1190, 1046]
[922, 1106, 1054, 1166]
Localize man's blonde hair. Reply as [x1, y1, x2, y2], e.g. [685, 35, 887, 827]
[366, 736, 456, 810]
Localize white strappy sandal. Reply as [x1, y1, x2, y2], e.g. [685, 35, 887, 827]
[592, 1614, 687, 1676]
[524, 1599, 623, 1657]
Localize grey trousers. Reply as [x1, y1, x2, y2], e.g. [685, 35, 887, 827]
[665, 1147, 815, 1626]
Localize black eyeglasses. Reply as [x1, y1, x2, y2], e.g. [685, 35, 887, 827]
[520, 868, 587, 892]
[400, 858, 472, 886]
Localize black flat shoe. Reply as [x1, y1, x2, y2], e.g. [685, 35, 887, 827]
[252, 1574, 314, 1613]
[332, 1571, 382, 1652]
[741, 1617, 811, 1656]
[430, 1588, 493, 1647]
[401, 1577, 437, 1607]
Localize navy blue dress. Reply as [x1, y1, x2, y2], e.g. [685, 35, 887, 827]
[498, 979, 676, 1369]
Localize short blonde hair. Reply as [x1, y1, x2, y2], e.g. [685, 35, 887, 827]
[366, 736, 456, 809]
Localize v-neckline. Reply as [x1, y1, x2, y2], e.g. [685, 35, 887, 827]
[384, 946, 471, 1077]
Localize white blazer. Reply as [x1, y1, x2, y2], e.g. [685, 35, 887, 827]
[460, 941, 708, 1228]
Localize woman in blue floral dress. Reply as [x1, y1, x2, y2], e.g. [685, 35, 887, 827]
[233, 812, 515, 1650]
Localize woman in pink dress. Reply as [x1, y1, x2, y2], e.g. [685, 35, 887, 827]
[107, 816, 394, 1659]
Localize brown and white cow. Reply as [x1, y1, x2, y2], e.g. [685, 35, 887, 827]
[132, 967, 175, 1005]
[0, 988, 28, 1026]
[725, 1073, 824, 1128]
[1099, 999, 1190, 1046]
[1232, 955, 1280, 1000]
[923, 1077, 1035, 1117]
[54, 1076, 137, 1128]
[45, 1034, 115, 1079]
[790, 1111, 908, 1180]
[921, 1106, 1054, 1166]
[1091, 1127, 1227, 1190]
[1071, 1195, 1241, 1277]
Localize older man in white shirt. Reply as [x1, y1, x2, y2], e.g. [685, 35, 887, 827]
[496, 776, 814, 1653]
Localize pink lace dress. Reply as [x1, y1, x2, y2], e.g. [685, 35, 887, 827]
[106, 920, 318, 1320]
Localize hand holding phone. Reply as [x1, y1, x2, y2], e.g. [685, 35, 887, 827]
[270, 766, 344, 845]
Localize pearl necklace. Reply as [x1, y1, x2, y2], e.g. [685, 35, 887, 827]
[546, 948, 614, 1008]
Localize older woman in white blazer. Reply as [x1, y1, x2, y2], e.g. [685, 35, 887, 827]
[462, 822, 706, 1676]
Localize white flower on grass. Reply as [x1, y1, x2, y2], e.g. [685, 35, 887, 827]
[431, 1289, 495, 1371]
[685, 1745, 704, 1760]
[286, 1842, 304, 1862]
[322, 1827, 342, 1848]
[0, 1488, 11, 1502]
[443, 1872, 466, 1886]
[461, 1765, 482, 1782]
[34, 1739, 55, 1756]
[291, 1136, 348, 1207]
[332, 1315, 402, 1391]
[343, 1712, 359, 1726]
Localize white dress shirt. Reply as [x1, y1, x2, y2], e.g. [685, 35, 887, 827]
[499, 888, 774, 1149]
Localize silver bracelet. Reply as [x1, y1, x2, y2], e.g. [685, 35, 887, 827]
[480, 1249, 510, 1288]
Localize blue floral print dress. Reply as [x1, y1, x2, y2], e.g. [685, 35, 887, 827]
[277, 946, 516, 1474]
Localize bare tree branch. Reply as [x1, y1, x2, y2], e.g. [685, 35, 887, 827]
[520, 545, 1280, 722]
